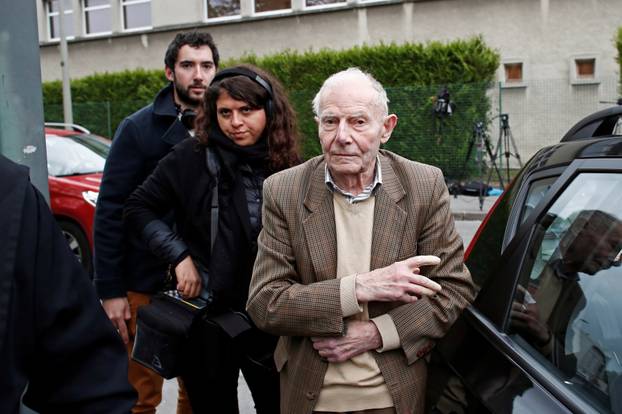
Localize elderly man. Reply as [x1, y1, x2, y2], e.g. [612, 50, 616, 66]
[512, 209, 622, 369]
[247, 68, 475, 414]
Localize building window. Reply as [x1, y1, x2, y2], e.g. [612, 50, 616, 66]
[504, 62, 523, 83]
[83, 0, 111, 35]
[500, 59, 526, 88]
[46, 0, 75, 40]
[575, 58, 596, 80]
[206, 0, 240, 19]
[305, 0, 346, 7]
[255, 0, 291, 13]
[121, 0, 151, 31]
[569, 55, 599, 85]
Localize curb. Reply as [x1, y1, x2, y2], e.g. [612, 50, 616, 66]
[452, 212, 487, 221]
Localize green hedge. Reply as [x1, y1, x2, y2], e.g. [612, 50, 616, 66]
[43, 69, 168, 137]
[43, 36, 499, 177]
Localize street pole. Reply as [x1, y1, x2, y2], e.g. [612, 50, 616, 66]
[0, 0, 50, 201]
[58, 0, 73, 127]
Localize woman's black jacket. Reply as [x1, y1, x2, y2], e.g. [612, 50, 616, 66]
[124, 137, 264, 311]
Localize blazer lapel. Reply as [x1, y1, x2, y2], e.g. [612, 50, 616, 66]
[302, 160, 337, 282]
[370, 154, 407, 270]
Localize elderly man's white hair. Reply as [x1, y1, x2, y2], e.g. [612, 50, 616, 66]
[312, 67, 389, 117]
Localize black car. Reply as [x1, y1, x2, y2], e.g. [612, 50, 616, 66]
[427, 106, 622, 414]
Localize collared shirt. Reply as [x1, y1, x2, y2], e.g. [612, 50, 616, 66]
[552, 259, 579, 282]
[325, 156, 382, 203]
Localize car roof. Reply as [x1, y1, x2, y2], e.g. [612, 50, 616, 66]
[561, 105, 622, 142]
[45, 127, 81, 136]
[524, 136, 622, 174]
[45, 127, 111, 144]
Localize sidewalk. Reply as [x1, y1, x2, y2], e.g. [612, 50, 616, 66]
[450, 194, 499, 221]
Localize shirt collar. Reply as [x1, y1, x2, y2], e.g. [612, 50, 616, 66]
[552, 259, 579, 281]
[325, 156, 382, 203]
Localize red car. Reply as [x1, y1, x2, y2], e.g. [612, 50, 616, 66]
[45, 124, 110, 276]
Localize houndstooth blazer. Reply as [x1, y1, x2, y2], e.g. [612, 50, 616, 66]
[247, 150, 475, 414]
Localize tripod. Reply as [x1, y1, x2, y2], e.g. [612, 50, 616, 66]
[486, 113, 522, 190]
[458, 121, 504, 210]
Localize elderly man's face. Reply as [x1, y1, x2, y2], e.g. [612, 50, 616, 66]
[316, 78, 396, 186]
[563, 223, 622, 275]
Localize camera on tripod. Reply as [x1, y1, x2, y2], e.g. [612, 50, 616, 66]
[473, 121, 485, 135]
[433, 86, 454, 117]
[499, 113, 509, 129]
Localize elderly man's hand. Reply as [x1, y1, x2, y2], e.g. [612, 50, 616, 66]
[355, 255, 442, 303]
[311, 321, 382, 363]
[510, 299, 550, 346]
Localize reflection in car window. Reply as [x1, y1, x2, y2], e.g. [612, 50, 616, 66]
[510, 173, 622, 413]
[46, 134, 109, 176]
[518, 176, 557, 228]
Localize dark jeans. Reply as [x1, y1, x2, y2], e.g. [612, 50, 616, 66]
[181, 316, 280, 414]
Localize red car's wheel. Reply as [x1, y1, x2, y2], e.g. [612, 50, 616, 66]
[59, 220, 93, 278]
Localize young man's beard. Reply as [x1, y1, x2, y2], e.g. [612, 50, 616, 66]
[174, 81, 203, 108]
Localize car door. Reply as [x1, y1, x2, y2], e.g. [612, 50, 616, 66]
[429, 158, 622, 414]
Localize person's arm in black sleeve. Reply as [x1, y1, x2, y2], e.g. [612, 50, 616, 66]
[124, 143, 201, 298]
[94, 118, 145, 300]
[17, 180, 136, 413]
[124, 144, 188, 266]
[94, 118, 151, 343]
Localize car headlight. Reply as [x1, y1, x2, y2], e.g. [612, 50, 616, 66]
[82, 190, 99, 207]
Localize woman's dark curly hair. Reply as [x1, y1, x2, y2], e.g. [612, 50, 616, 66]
[195, 64, 301, 172]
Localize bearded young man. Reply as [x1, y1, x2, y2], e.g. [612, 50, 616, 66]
[93, 31, 218, 414]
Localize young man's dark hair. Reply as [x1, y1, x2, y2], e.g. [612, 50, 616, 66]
[164, 31, 219, 71]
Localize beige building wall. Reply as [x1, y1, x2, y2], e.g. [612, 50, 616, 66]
[38, 0, 622, 81]
[37, 0, 622, 160]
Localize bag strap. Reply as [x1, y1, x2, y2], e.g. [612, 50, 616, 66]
[206, 147, 220, 250]
[207, 311, 252, 339]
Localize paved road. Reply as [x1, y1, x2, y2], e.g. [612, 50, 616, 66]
[157, 218, 483, 414]
[158, 375, 254, 413]
[456, 219, 482, 248]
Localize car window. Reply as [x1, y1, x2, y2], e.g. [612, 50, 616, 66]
[509, 172, 622, 413]
[517, 176, 558, 228]
[46, 134, 109, 176]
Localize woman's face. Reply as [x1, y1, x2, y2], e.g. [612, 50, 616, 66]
[216, 90, 267, 147]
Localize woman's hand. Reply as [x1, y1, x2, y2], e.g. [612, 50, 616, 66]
[175, 256, 202, 298]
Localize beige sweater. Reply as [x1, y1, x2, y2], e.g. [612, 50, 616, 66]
[314, 194, 394, 412]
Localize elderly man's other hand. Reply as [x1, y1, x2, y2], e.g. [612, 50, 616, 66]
[355, 255, 442, 303]
[311, 321, 382, 363]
